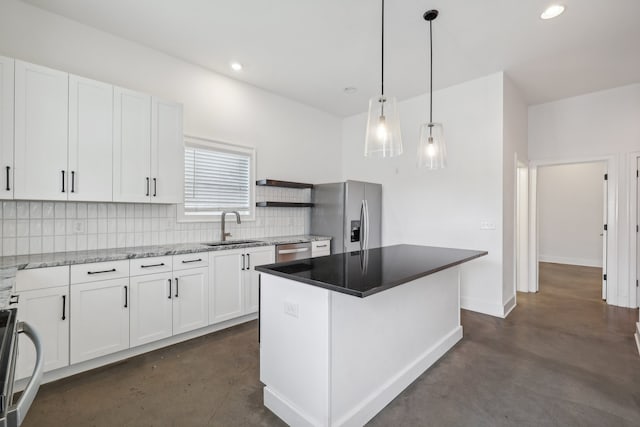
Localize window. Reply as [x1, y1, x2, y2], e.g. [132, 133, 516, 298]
[180, 136, 255, 221]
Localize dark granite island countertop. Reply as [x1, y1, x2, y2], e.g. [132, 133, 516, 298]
[256, 244, 487, 297]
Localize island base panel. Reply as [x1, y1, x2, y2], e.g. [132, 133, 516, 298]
[260, 267, 462, 427]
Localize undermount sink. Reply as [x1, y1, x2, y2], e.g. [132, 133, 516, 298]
[202, 240, 261, 246]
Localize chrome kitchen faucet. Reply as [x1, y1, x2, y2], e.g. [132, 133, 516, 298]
[221, 211, 241, 241]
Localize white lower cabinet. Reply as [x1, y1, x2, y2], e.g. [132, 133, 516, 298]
[70, 278, 130, 364]
[15, 285, 69, 380]
[130, 272, 173, 347]
[210, 246, 275, 323]
[173, 267, 209, 334]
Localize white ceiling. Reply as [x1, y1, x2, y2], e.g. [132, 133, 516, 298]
[23, 0, 640, 116]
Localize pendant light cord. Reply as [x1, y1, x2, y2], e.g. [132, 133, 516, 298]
[381, 0, 385, 97]
[429, 19, 433, 124]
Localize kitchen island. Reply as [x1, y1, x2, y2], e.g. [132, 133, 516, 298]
[257, 244, 487, 427]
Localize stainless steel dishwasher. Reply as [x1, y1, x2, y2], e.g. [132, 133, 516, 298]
[275, 242, 312, 262]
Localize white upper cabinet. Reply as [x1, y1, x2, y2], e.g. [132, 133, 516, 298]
[0, 56, 14, 200]
[14, 61, 69, 200]
[113, 87, 152, 203]
[68, 75, 113, 201]
[151, 97, 183, 204]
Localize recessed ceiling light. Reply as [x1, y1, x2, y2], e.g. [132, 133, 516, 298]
[540, 4, 565, 20]
[343, 87, 358, 94]
[230, 62, 243, 72]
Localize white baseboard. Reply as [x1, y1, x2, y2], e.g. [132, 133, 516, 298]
[264, 387, 320, 427]
[503, 296, 517, 318]
[538, 254, 602, 268]
[635, 323, 640, 357]
[461, 296, 504, 318]
[15, 313, 257, 391]
[335, 326, 463, 427]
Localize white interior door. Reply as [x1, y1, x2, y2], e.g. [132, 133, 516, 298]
[68, 75, 113, 201]
[151, 97, 183, 204]
[602, 172, 608, 300]
[14, 60, 69, 200]
[0, 56, 14, 200]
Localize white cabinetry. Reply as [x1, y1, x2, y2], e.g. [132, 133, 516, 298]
[68, 75, 113, 201]
[312, 240, 331, 258]
[210, 246, 275, 323]
[0, 56, 14, 199]
[113, 87, 152, 203]
[151, 97, 183, 204]
[173, 267, 208, 334]
[130, 272, 173, 347]
[14, 60, 68, 200]
[14, 265, 70, 380]
[70, 277, 130, 364]
[244, 246, 275, 314]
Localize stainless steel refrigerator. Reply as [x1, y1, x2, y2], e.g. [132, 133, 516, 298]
[310, 181, 381, 254]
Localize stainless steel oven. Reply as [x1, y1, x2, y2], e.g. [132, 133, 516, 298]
[0, 309, 43, 427]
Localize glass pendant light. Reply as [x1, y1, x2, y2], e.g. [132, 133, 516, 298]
[364, 0, 403, 158]
[418, 9, 446, 169]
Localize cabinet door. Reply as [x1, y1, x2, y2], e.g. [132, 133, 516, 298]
[113, 87, 151, 203]
[14, 60, 68, 200]
[68, 75, 113, 201]
[173, 267, 208, 334]
[15, 286, 69, 380]
[70, 278, 129, 364]
[0, 56, 14, 200]
[210, 250, 244, 324]
[151, 97, 183, 204]
[244, 247, 275, 314]
[130, 272, 173, 347]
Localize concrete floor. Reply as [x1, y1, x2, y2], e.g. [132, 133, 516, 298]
[22, 262, 640, 426]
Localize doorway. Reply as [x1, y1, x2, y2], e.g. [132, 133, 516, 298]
[530, 160, 610, 298]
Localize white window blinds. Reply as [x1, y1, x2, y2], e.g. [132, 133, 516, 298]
[184, 144, 251, 214]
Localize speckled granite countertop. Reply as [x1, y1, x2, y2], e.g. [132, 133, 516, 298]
[0, 235, 331, 271]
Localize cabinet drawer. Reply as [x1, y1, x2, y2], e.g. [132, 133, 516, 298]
[130, 256, 173, 276]
[173, 253, 208, 271]
[16, 266, 70, 292]
[312, 240, 330, 257]
[71, 260, 129, 284]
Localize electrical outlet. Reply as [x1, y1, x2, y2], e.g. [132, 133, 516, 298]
[284, 301, 299, 318]
[73, 220, 86, 234]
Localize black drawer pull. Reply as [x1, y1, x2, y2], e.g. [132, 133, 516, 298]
[181, 258, 202, 264]
[153, 178, 157, 197]
[316, 244, 328, 248]
[71, 171, 75, 193]
[61, 170, 65, 193]
[5, 166, 9, 191]
[124, 285, 128, 308]
[62, 295, 66, 320]
[146, 177, 150, 196]
[168, 279, 172, 299]
[87, 268, 116, 275]
[175, 278, 179, 298]
[141, 263, 165, 268]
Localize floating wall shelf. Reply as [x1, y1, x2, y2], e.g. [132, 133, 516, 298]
[256, 202, 314, 208]
[256, 179, 313, 189]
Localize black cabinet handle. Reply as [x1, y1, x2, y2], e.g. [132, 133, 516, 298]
[87, 268, 116, 275]
[168, 279, 172, 299]
[62, 295, 66, 320]
[71, 171, 75, 193]
[247, 253, 251, 269]
[241, 254, 245, 271]
[61, 170, 65, 193]
[9, 295, 19, 305]
[175, 278, 179, 298]
[181, 258, 202, 264]
[153, 178, 157, 197]
[124, 286, 128, 308]
[141, 263, 165, 269]
[146, 177, 150, 196]
[5, 166, 9, 191]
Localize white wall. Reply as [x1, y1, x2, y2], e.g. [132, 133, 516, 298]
[529, 83, 640, 307]
[0, 0, 342, 184]
[538, 162, 606, 267]
[502, 75, 529, 309]
[342, 72, 510, 317]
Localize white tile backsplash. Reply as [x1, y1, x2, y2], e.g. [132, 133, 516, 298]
[0, 186, 311, 255]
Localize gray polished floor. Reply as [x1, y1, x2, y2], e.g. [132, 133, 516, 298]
[23, 263, 640, 426]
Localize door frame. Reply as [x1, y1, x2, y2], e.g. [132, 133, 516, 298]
[515, 160, 529, 294]
[529, 156, 616, 299]
[629, 151, 640, 309]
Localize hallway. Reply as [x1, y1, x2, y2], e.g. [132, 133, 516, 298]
[22, 263, 640, 426]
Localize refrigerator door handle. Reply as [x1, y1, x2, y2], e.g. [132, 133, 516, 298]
[364, 200, 370, 249]
[360, 200, 365, 251]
